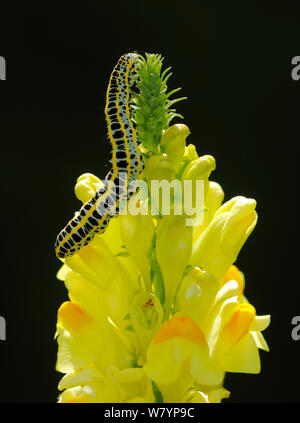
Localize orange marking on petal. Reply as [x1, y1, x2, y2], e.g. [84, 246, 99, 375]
[153, 316, 206, 345]
[221, 303, 256, 346]
[221, 265, 244, 296]
[57, 301, 93, 333]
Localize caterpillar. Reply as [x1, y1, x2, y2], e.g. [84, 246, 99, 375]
[55, 53, 144, 259]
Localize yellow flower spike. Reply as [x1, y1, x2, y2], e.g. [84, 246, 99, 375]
[156, 215, 193, 317]
[75, 173, 104, 203]
[54, 53, 271, 402]
[119, 207, 155, 292]
[160, 124, 190, 172]
[191, 196, 257, 281]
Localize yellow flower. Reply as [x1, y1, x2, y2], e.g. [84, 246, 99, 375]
[191, 196, 258, 281]
[206, 281, 270, 374]
[143, 266, 270, 401]
[143, 316, 224, 395]
[55, 123, 270, 403]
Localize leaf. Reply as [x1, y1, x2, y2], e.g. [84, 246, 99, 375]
[152, 381, 164, 403]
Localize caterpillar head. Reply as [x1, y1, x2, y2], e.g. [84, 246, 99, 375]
[125, 52, 139, 65]
[125, 53, 139, 87]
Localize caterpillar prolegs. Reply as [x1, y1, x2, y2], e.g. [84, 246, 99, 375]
[55, 53, 144, 259]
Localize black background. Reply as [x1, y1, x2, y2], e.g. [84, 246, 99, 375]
[0, 0, 299, 403]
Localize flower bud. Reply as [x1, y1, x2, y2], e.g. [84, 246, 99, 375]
[75, 173, 104, 204]
[182, 155, 216, 197]
[183, 144, 198, 162]
[160, 124, 190, 172]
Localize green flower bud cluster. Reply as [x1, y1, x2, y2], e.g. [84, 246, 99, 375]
[132, 53, 186, 154]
